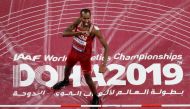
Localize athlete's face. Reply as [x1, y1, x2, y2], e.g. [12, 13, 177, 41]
[81, 12, 91, 27]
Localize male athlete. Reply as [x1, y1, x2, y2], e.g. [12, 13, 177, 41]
[52, 9, 109, 107]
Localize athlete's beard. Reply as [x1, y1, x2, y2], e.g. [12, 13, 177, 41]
[85, 22, 88, 26]
[83, 22, 90, 27]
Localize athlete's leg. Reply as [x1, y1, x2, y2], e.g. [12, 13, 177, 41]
[63, 64, 75, 81]
[84, 73, 99, 108]
[63, 50, 78, 81]
[84, 73, 98, 96]
[52, 51, 77, 90]
[80, 58, 99, 106]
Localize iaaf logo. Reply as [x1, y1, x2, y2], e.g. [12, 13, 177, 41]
[13, 63, 183, 87]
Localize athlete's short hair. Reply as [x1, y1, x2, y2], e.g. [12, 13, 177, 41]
[80, 8, 91, 16]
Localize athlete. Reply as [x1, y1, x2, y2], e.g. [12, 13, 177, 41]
[52, 9, 109, 107]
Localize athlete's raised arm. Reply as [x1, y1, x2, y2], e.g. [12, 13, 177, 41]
[60, 18, 84, 37]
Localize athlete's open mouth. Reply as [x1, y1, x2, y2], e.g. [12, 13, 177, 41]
[85, 23, 88, 26]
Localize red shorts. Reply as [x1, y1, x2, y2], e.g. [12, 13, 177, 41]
[66, 49, 91, 74]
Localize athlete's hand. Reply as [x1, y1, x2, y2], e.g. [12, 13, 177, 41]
[80, 31, 90, 36]
[99, 64, 107, 73]
[75, 31, 89, 36]
[75, 31, 83, 36]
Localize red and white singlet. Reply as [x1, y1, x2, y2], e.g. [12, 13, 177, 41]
[72, 22, 95, 55]
[66, 23, 99, 73]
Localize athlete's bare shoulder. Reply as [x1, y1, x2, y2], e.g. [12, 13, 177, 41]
[91, 25, 100, 36]
[93, 25, 100, 31]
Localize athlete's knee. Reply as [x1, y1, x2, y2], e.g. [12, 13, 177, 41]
[64, 65, 73, 73]
[64, 66, 73, 80]
[84, 74, 93, 84]
[84, 73, 91, 79]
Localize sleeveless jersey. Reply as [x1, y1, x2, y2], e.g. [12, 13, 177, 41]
[72, 22, 95, 55]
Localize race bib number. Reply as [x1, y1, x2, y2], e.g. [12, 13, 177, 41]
[72, 36, 87, 52]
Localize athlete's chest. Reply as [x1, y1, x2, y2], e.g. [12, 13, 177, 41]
[76, 28, 88, 41]
[72, 24, 94, 52]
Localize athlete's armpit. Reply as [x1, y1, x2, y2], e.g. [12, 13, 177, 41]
[61, 18, 82, 37]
